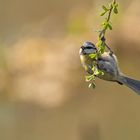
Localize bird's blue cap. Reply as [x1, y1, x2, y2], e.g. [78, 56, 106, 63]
[83, 41, 96, 48]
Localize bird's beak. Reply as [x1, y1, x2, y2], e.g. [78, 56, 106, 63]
[79, 46, 85, 55]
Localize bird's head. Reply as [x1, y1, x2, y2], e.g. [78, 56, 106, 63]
[79, 41, 97, 55]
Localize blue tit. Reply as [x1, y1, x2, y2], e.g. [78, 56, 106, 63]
[79, 41, 140, 95]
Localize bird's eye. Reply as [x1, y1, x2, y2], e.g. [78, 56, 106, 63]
[86, 46, 93, 49]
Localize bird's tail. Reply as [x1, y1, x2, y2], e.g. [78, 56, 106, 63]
[118, 75, 140, 95]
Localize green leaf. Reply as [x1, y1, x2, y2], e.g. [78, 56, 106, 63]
[98, 70, 104, 76]
[114, 3, 118, 7]
[109, 3, 113, 9]
[99, 48, 105, 54]
[85, 75, 94, 82]
[113, 7, 118, 14]
[101, 21, 106, 26]
[93, 68, 104, 76]
[94, 69, 100, 76]
[100, 5, 109, 16]
[92, 66, 95, 72]
[96, 38, 106, 54]
[88, 82, 96, 89]
[107, 23, 112, 30]
[89, 53, 97, 59]
[99, 70, 104, 75]
[101, 21, 109, 30]
[99, 45, 105, 53]
[100, 11, 107, 16]
[102, 5, 109, 11]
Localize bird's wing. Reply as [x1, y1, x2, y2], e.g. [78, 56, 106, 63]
[97, 58, 116, 74]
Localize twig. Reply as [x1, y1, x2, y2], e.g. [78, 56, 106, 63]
[99, 0, 117, 53]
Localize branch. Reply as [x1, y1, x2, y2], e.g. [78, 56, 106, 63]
[98, 0, 118, 53]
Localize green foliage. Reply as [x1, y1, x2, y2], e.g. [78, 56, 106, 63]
[86, 0, 118, 89]
[100, 5, 109, 16]
[89, 53, 97, 59]
[88, 82, 96, 89]
[113, 3, 119, 14]
[85, 75, 96, 89]
[96, 38, 106, 54]
[85, 75, 95, 82]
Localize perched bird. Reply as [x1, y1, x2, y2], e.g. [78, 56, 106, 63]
[79, 41, 140, 95]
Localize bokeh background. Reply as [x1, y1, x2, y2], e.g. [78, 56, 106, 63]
[1, 0, 140, 140]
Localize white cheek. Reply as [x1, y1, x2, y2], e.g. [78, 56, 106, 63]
[80, 55, 84, 61]
[79, 48, 82, 54]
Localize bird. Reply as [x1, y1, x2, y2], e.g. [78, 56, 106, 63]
[79, 41, 140, 95]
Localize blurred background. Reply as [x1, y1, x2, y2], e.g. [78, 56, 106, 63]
[1, 0, 140, 140]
